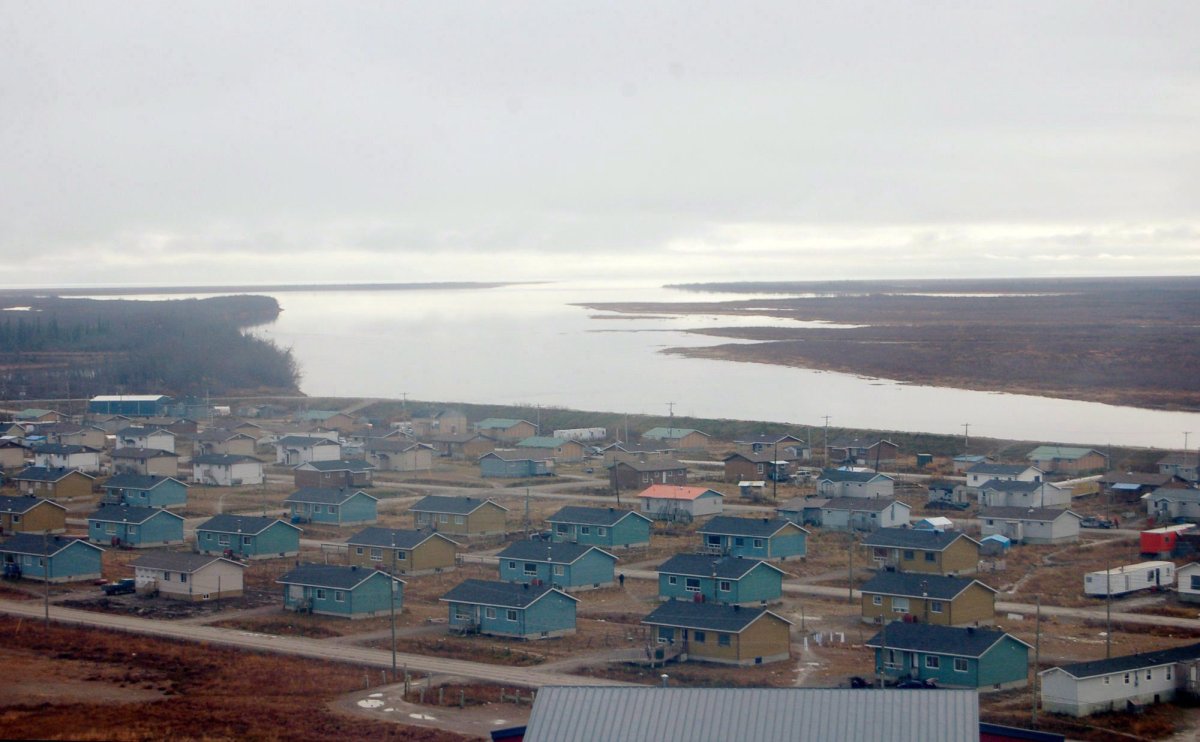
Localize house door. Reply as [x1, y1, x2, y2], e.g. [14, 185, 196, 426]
[289, 585, 304, 601]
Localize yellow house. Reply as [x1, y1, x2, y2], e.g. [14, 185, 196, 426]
[861, 528, 981, 575]
[343, 527, 459, 575]
[409, 495, 509, 537]
[859, 572, 997, 626]
[0, 496, 67, 536]
[643, 600, 793, 666]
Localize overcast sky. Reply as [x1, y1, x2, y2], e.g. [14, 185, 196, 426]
[3, 2, 1198, 287]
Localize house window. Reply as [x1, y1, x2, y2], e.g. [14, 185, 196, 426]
[485, 607, 496, 619]
[597, 527, 606, 536]
[925, 655, 940, 669]
[1191, 575, 1200, 590]
[106, 523, 116, 534]
[718, 634, 731, 647]
[1167, 667, 1173, 681]
[1146, 670, 1153, 680]
[884, 649, 899, 669]
[892, 597, 910, 614]
[1124, 673, 1131, 685]
[1103, 676, 1110, 685]
[693, 631, 706, 644]
[872, 595, 882, 606]
[11, 515, 19, 523]
[556, 524, 569, 534]
[553, 565, 565, 576]
[718, 580, 731, 592]
[668, 576, 678, 585]
[954, 658, 968, 672]
[985, 519, 994, 526]
[128, 526, 137, 535]
[334, 590, 344, 602]
[313, 505, 322, 513]
[685, 578, 701, 593]
[439, 514, 449, 523]
[924, 552, 936, 562]
[162, 572, 171, 582]
[506, 609, 518, 622]
[508, 561, 517, 569]
[355, 547, 364, 556]
[753, 539, 764, 549]
[218, 534, 230, 546]
[328, 506, 338, 515]
[316, 589, 327, 600]
[453, 515, 464, 525]
[242, 536, 251, 546]
[395, 550, 406, 561]
[930, 601, 944, 614]
[581, 526, 591, 535]
[523, 563, 538, 576]
[734, 537, 744, 547]
[369, 548, 382, 562]
[903, 550, 915, 560]
[455, 606, 472, 621]
[179, 573, 187, 583]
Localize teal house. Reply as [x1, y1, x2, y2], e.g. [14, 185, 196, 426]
[0, 534, 104, 582]
[866, 623, 1031, 690]
[102, 473, 189, 509]
[277, 563, 403, 619]
[195, 514, 301, 560]
[496, 541, 618, 591]
[87, 505, 185, 548]
[441, 579, 578, 639]
[657, 554, 784, 606]
[546, 506, 653, 549]
[479, 451, 554, 478]
[697, 517, 808, 561]
[284, 487, 378, 526]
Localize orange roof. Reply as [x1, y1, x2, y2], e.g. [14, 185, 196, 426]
[637, 485, 723, 501]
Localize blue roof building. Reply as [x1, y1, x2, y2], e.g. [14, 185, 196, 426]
[496, 541, 618, 591]
[88, 504, 185, 548]
[546, 506, 653, 549]
[441, 579, 578, 639]
[284, 487, 378, 526]
[867, 623, 1031, 691]
[0, 534, 104, 582]
[657, 554, 784, 606]
[277, 563, 403, 619]
[195, 514, 301, 560]
[103, 473, 189, 509]
[697, 516, 808, 561]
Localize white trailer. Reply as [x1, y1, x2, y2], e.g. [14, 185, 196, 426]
[552, 427, 606, 442]
[1084, 561, 1175, 597]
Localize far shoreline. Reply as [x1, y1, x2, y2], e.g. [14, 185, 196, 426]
[0, 281, 538, 298]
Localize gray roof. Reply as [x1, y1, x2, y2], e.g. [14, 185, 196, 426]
[821, 496, 905, 512]
[609, 458, 687, 472]
[0, 534, 102, 556]
[104, 473, 188, 490]
[859, 572, 994, 600]
[481, 450, 551, 463]
[89, 504, 182, 524]
[656, 554, 782, 580]
[33, 443, 99, 455]
[112, 447, 178, 459]
[11, 466, 94, 482]
[284, 487, 376, 505]
[192, 454, 260, 465]
[410, 495, 508, 515]
[733, 433, 805, 445]
[865, 623, 1029, 657]
[117, 426, 175, 437]
[0, 495, 63, 514]
[978, 507, 1079, 522]
[523, 687, 980, 742]
[295, 459, 375, 472]
[277, 435, 339, 447]
[194, 429, 253, 442]
[440, 578, 577, 608]
[546, 506, 652, 527]
[977, 479, 1049, 493]
[430, 432, 495, 444]
[345, 527, 457, 550]
[697, 516, 804, 538]
[599, 441, 673, 454]
[366, 438, 430, 453]
[197, 514, 298, 535]
[819, 468, 890, 483]
[861, 527, 977, 551]
[1099, 470, 1172, 486]
[966, 463, 1038, 476]
[642, 600, 790, 633]
[1046, 641, 1200, 679]
[776, 497, 827, 513]
[277, 563, 400, 590]
[131, 550, 241, 573]
[496, 541, 615, 565]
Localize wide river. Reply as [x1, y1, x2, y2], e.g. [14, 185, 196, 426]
[99, 281, 1200, 449]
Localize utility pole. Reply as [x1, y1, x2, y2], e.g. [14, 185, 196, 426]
[962, 423, 970, 451]
[666, 402, 675, 434]
[822, 416, 832, 468]
[390, 538, 398, 680]
[847, 534, 855, 604]
[772, 438, 779, 502]
[42, 530, 49, 628]
[1106, 554, 1112, 659]
[1032, 595, 1042, 726]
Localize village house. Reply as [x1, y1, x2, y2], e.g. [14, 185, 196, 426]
[641, 427, 711, 450]
[278, 563, 403, 619]
[859, 572, 997, 626]
[817, 496, 912, 532]
[963, 463, 1043, 490]
[637, 484, 724, 521]
[642, 600, 792, 666]
[1176, 562, 1200, 603]
[409, 495, 509, 537]
[31, 443, 101, 473]
[344, 527, 459, 575]
[1143, 486, 1200, 522]
[0, 495, 66, 536]
[0, 533, 104, 582]
[111, 447, 179, 477]
[1039, 641, 1200, 717]
[514, 436, 587, 463]
[193, 429, 257, 457]
[11, 467, 96, 502]
[292, 459, 375, 489]
[409, 408, 469, 438]
[210, 418, 268, 440]
[15, 408, 65, 424]
[441, 579, 578, 639]
[817, 469, 895, 499]
[696, 516, 807, 561]
[87, 504, 185, 548]
[733, 433, 809, 458]
[977, 478, 1071, 509]
[0, 439, 26, 470]
[610, 458, 689, 491]
[275, 435, 342, 466]
[545, 506, 653, 549]
[722, 451, 792, 484]
[474, 418, 538, 443]
[294, 410, 358, 432]
[428, 432, 497, 460]
[775, 497, 828, 528]
[599, 441, 676, 466]
[131, 551, 244, 600]
[191, 454, 265, 486]
[1099, 470, 1178, 501]
[284, 487, 378, 526]
[37, 423, 107, 450]
[656, 554, 785, 606]
[115, 426, 176, 453]
[479, 450, 555, 478]
[195, 514, 301, 560]
[979, 507, 1082, 544]
[867, 623, 1030, 690]
[1027, 445, 1109, 474]
[142, 416, 200, 437]
[364, 438, 434, 472]
[496, 541, 618, 591]
[952, 454, 992, 472]
[86, 414, 134, 433]
[1157, 452, 1199, 483]
[861, 528, 981, 576]
[827, 437, 900, 468]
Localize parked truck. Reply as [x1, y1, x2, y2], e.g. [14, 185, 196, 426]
[1084, 561, 1175, 597]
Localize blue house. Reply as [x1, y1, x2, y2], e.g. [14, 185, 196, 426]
[545, 506, 653, 549]
[0, 534, 104, 582]
[496, 541, 618, 591]
[87, 505, 185, 548]
[284, 487, 378, 526]
[195, 514, 301, 560]
[866, 623, 1031, 690]
[479, 451, 554, 478]
[441, 579, 578, 639]
[88, 394, 171, 417]
[697, 517, 808, 561]
[656, 554, 784, 606]
[103, 473, 190, 509]
[277, 563, 403, 619]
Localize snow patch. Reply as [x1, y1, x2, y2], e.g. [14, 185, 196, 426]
[357, 699, 384, 709]
[409, 713, 437, 721]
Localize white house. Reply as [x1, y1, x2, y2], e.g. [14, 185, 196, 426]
[1040, 642, 1200, 716]
[978, 507, 1082, 544]
[1177, 563, 1200, 604]
[964, 463, 1042, 489]
[116, 426, 176, 453]
[275, 435, 342, 466]
[819, 497, 911, 532]
[977, 479, 1070, 509]
[1084, 561, 1174, 597]
[131, 551, 245, 601]
[816, 469, 894, 499]
[32, 444, 102, 473]
[1143, 488, 1200, 522]
[637, 484, 724, 520]
[192, 454, 265, 486]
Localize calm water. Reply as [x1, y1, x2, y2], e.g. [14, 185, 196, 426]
[230, 281, 1200, 450]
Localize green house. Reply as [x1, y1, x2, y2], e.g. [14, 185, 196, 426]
[657, 554, 784, 606]
[441, 579, 578, 639]
[102, 473, 190, 509]
[277, 563, 403, 619]
[284, 487, 378, 526]
[546, 506, 653, 549]
[0, 534, 104, 583]
[866, 623, 1031, 690]
[195, 514, 301, 560]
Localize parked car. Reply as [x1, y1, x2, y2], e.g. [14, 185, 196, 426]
[926, 500, 970, 511]
[895, 677, 938, 689]
[1081, 517, 1115, 529]
[100, 578, 136, 596]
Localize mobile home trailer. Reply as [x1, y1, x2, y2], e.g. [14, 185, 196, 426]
[1084, 561, 1174, 597]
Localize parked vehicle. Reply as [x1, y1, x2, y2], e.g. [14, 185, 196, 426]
[895, 677, 938, 689]
[100, 578, 136, 596]
[1081, 517, 1115, 529]
[926, 500, 970, 511]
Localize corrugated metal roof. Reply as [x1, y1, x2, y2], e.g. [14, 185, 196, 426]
[523, 687, 979, 742]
